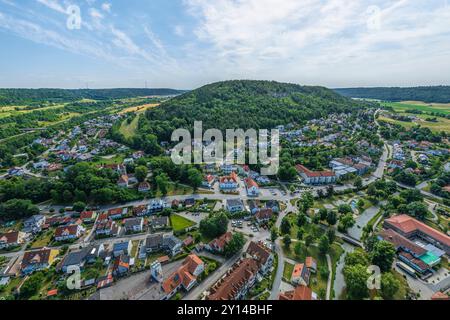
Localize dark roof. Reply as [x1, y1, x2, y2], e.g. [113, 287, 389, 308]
[146, 234, 164, 248]
[124, 217, 143, 228]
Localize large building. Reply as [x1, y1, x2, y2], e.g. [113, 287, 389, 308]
[296, 164, 336, 185]
[206, 241, 273, 300]
[207, 258, 259, 300]
[279, 285, 318, 300]
[384, 214, 450, 255]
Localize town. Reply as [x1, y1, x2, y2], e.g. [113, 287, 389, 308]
[1, 92, 449, 302]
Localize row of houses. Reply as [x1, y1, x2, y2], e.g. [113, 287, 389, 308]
[206, 241, 274, 300]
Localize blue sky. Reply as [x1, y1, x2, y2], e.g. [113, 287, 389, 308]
[0, 0, 450, 89]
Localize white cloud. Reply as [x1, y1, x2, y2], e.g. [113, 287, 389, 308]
[36, 0, 66, 14]
[101, 2, 111, 13]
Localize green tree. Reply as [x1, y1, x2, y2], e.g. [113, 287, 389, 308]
[370, 241, 396, 273]
[135, 166, 148, 183]
[224, 233, 245, 257]
[155, 173, 169, 196]
[199, 212, 229, 239]
[343, 264, 369, 300]
[380, 272, 400, 300]
[0, 199, 39, 221]
[327, 229, 336, 244]
[270, 227, 279, 242]
[187, 167, 203, 191]
[338, 213, 355, 232]
[283, 234, 291, 248]
[318, 208, 328, 221]
[326, 210, 337, 226]
[73, 201, 86, 213]
[280, 217, 291, 235]
[319, 235, 330, 254]
[354, 177, 363, 190]
[304, 234, 314, 252]
[297, 213, 307, 227]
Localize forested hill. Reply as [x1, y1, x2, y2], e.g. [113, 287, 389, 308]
[334, 86, 450, 103]
[142, 80, 372, 141]
[0, 88, 185, 106]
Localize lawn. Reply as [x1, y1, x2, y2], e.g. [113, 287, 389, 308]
[283, 262, 294, 281]
[282, 241, 343, 300]
[119, 115, 140, 139]
[155, 182, 194, 197]
[30, 230, 54, 249]
[170, 214, 196, 232]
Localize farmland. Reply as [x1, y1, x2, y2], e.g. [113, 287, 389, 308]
[382, 101, 450, 115]
[379, 112, 450, 133]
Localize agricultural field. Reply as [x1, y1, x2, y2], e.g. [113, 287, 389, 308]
[379, 113, 450, 133]
[119, 103, 160, 114]
[382, 101, 450, 115]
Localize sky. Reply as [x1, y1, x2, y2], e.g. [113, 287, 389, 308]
[0, 0, 450, 89]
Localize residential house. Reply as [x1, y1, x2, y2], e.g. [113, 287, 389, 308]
[305, 257, 317, 274]
[246, 241, 274, 276]
[279, 285, 318, 300]
[226, 199, 245, 213]
[112, 241, 132, 257]
[265, 200, 280, 213]
[248, 200, 261, 215]
[113, 254, 130, 277]
[21, 248, 59, 275]
[202, 175, 216, 189]
[145, 234, 164, 253]
[245, 178, 260, 197]
[219, 172, 239, 192]
[163, 235, 183, 256]
[221, 164, 236, 175]
[151, 216, 169, 230]
[149, 199, 168, 213]
[291, 263, 310, 286]
[23, 215, 46, 234]
[95, 220, 119, 237]
[54, 224, 85, 242]
[184, 198, 195, 207]
[207, 232, 233, 253]
[117, 175, 129, 188]
[206, 258, 259, 300]
[133, 205, 150, 217]
[108, 207, 127, 220]
[255, 209, 273, 225]
[0, 231, 26, 249]
[162, 254, 205, 299]
[80, 211, 97, 224]
[138, 182, 151, 193]
[124, 217, 144, 234]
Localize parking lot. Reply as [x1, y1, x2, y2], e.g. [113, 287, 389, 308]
[230, 218, 270, 242]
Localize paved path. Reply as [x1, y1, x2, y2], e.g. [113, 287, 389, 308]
[326, 254, 332, 300]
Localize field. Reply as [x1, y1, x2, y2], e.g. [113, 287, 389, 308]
[382, 101, 450, 115]
[379, 113, 450, 133]
[119, 103, 160, 114]
[119, 115, 140, 139]
[170, 214, 196, 232]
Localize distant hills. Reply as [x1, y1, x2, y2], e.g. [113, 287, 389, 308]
[141, 80, 372, 141]
[334, 86, 450, 103]
[0, 88, 186, 106]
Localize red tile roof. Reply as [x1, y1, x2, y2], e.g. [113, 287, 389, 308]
[295, 164, 335, 178]
[0, 231, 20, 245]
[279, 285, 314, 300]
[244, 177, 259, 188]
[384, 214, 450, 248]
[54, 225, 80, 237]
[207, 258, 259, 300]
[209, 232, 233, 251]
